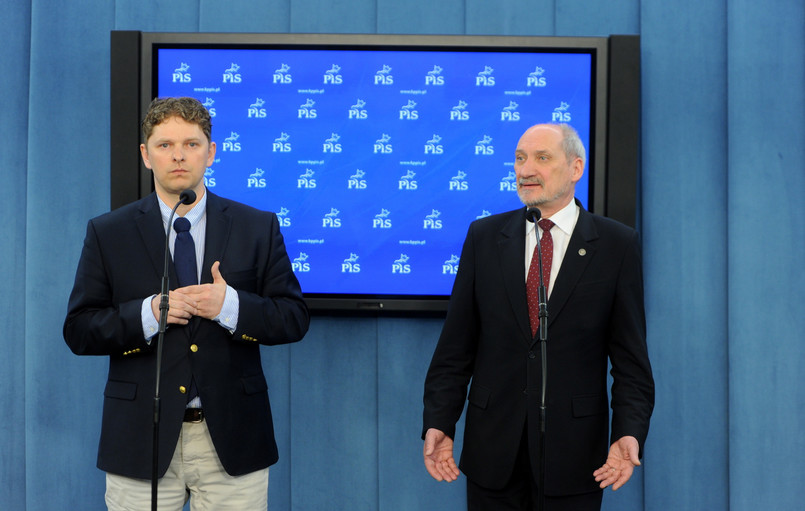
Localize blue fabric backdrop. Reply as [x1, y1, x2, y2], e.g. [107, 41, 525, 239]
[2, 0, 803, 509]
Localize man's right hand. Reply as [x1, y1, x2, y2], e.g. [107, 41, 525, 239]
[151, 291, 198, 325]
[423, 428, 460, 482]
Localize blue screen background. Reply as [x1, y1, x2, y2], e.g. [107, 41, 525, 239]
[157, 47, 592, 297]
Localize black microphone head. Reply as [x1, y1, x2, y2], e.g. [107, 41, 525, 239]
[179, 189, 197, 205]
[525, 207, 541, 223]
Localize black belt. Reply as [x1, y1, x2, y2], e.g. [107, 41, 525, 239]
[183, 408, 204, 423]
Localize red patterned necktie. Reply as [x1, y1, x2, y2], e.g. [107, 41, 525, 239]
[527, 219, 554, 337]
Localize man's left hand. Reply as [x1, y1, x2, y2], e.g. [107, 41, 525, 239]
[593, 435, 641, 491]
[178, 260, 227, 320]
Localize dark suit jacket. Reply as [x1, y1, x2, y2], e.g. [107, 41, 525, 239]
[64, 191, 309, 479]
[423, 204, 654, 495]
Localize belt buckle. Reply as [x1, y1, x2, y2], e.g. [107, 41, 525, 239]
[185, 408, 204, 423]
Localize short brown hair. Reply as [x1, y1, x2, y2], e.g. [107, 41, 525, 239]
[141, 97, 212, 144]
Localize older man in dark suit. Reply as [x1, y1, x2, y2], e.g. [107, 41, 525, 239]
[423, 123, 654, 510]
[64, 97, 309, 510]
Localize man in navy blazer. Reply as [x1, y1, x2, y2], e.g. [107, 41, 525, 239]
[423, 124, 654, 510]
[64, 97, 309, 510]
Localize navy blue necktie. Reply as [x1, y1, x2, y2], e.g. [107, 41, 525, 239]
[173, 217, 197, 287]
[173, 216, 199, 403]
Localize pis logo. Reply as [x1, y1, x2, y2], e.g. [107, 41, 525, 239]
[324, 64, 343, 84]
[392, 254, 411, 274]
[298, 98, 317, 119]
[172, 62, 191, 83]
[223, 63, 242, 83]
[342, 253, 360, 273]
[399, 170, 418, 190]
[500, 170, 518, 191]
[474, 135, 494, 155]
[277, 207, 291, 227]
[248, 98, 267, 118]
[273, 63, 292, 84]
[247, 168, 266, 188]
[501, 101, 520, 122]
[323, 133, 342, 153]
[423, 209, 442, 229]
[222, 132, 241, 152]
[349, 99, 368, 119]
[204, 168, 216, 187]
[292, 252, 310, 272]
[298, 169, 316, 189]
[425, 65, 444, 86]
[425, 134, 443, 155]
[373, 134, 392, 154]
[273, 132, 291, 153]
[322, 208, 341, 228]
[449, 171, 468, 191]
[442, 254, 460, 275]
[450, 101, 469, 121]
[476, 66, 495, 86]
[399, 100, 419, 120]
[527, 66, 547, 87]
[348, 169, 367, 189]
[202, 98, 216, 118]
[374, 65, 393, 85]
[373, 209, 391, 228]
[552, 102, 571, 122]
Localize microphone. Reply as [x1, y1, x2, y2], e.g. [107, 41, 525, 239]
[525, 206, 548, 341]
[151, 188, 196, 507]
[179, 189, 197, 206]
[525, 206, 541, 224]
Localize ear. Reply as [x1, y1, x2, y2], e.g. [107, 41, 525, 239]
[570, 156, 584, 184]
[140, 144, 152, 169]
[206, 141, 216, 167]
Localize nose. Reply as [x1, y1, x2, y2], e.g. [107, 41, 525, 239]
[172, 148, 185, 162]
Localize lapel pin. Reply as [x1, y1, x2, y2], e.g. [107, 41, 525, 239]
[578, 248, 587, 256]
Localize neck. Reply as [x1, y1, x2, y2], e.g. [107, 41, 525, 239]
[157, 187, 204, 216]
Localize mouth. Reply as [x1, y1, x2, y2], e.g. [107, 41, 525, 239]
[518, 180, 543, 190]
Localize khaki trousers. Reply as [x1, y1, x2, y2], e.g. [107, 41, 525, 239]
[106, 420, 269, 511]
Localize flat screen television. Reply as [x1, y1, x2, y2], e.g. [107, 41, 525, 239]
[111, 32, 640, 313]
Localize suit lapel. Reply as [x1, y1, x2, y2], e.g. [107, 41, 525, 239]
[135, 194, 173, 284]
[497, 209, 533, 345]
[200, 191, 232, 284]
[544, 207, 598, 330]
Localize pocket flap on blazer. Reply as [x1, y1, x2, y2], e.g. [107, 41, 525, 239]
[241, 374, 268, 395]
[467, 384, 491, 410]
[572, 394, 606, 418]
[104, 380, 137, 401]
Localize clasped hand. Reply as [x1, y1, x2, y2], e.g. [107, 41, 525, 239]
[151, 261, 227, 324]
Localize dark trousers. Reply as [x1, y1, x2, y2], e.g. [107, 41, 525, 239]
[466, 427, 603, 511]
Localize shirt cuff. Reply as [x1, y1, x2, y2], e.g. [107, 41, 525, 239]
[142, 295, 159, 341]
[214, 285, 239, 333]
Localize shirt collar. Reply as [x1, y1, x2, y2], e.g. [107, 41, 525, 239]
[525, 198, 579, 236]
[158, 190, 207, 227]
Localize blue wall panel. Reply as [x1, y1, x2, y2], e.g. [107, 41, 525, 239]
[26, 0, 116, 509]
[376, 317, 467, 509]
[289, 317, 380, 510]
[5, 0, 805, 509]
[0, 2, 31, 510]
[291, 0, 377, 33]
[465, 0, 551, 36]
[378, 0, 465, 34]
[727, 0, 805, 509]
[640, 0, 731, 509]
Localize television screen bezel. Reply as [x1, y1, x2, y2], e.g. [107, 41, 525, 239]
[110, 31, 639, 314]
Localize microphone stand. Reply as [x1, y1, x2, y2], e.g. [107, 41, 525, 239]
[151, 190, 195, 511]
[528, 208, 549, 511]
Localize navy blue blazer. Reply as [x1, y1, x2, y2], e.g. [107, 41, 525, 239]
[423, 204, 654, 495]
[64, 191, 309, 479]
